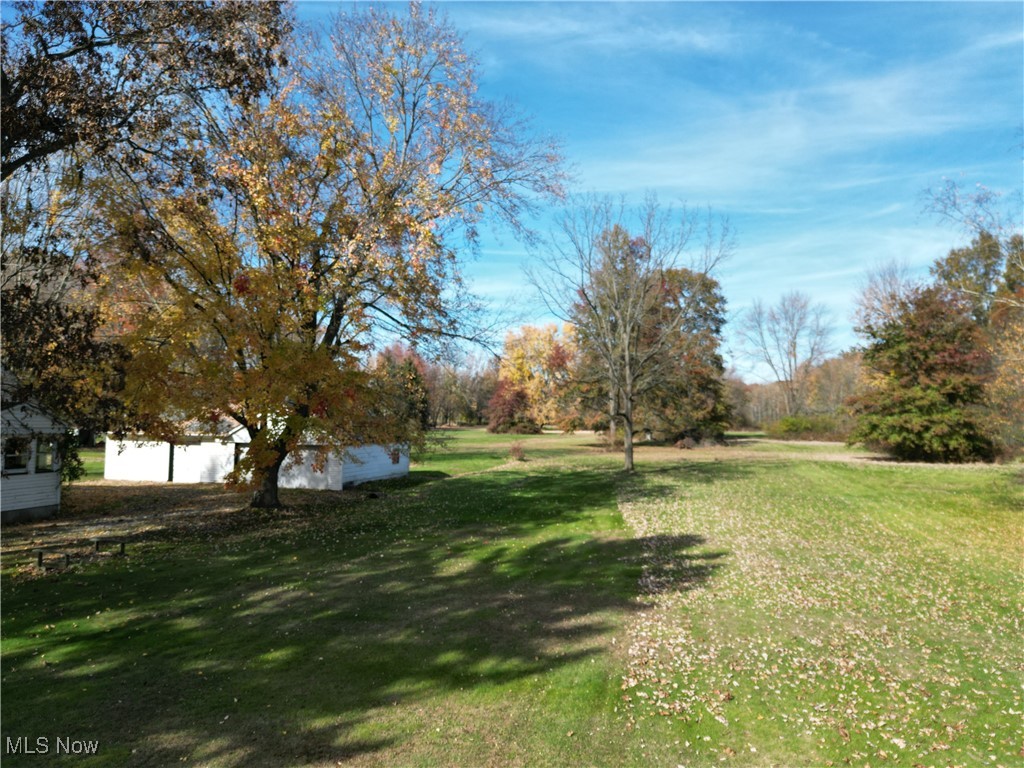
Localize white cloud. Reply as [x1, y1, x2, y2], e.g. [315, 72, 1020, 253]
[452, 3, 741, 56]
[437, 1, 1022, 364]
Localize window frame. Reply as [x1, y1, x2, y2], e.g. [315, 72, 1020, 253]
[35, 438, 58, 473]
[3, 437, 32, 474]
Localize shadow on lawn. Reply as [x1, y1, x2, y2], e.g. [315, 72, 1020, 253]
[1, 465, 725, 767]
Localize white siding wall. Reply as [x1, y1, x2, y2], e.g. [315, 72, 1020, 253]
[1, 470, 61, 514]
[2, 405, 64, 520]
[104, 438, 407, 488]
[171, 442, 236, 484]
[342, 445, 409, 486]
[279, 449, 344, 491]
[2, 404, 62, 433]
[104, 440, 171, 482]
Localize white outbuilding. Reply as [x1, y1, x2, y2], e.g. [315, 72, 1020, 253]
[104, 419, 409, 489]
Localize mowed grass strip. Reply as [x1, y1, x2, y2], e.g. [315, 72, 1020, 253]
[617, 452, 1023, 768]
[1, 438, 655, 767]
[78, 447, 106, 478]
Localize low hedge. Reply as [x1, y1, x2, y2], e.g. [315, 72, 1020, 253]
[764, 414, 851, 442]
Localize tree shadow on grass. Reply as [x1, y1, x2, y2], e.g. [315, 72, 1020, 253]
[389, 469, 450, 487]
[616, 457, 758, 506]
[1, 465, 725, 767]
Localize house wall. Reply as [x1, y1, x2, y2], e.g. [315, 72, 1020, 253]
[104, 440, 171, 482]
[2, 404, 64, 523]
[342, 445, 409, 486]
[0, 472, 61, 522]
[172, 442, 236, 484]
[2, 404, 62, 434]
[279, 449, 344, 491]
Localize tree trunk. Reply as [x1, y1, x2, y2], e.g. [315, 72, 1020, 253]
[622, 413, 635, 472]
[622, 366, 635, 472]
[250, 453, 285, 508]
[607, 391, 617, 451]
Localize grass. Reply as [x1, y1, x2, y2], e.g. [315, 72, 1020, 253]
[1, 430, 1020, 767]
[413, 427, 597, 476]
[616, 456, 1022, 767]
[78, 447, 105, 478]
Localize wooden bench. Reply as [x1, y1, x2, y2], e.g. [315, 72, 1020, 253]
[31, 538, 126, 569]
[91, 537, 126, 556]
[32, 548, 73, 570]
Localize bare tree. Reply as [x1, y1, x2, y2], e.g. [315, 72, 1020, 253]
[738, 291, 832, 417]
[854, 259, 921, 330]
[924, 177, 1020, 247]
[923, 176, 1023, 310]
[530, 194, 732, 471]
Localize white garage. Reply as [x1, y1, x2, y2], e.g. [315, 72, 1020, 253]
[105, 420, 409, 489]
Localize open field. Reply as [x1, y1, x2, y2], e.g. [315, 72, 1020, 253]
[1, 430, 1021, 767]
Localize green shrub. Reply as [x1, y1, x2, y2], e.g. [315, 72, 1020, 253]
[765, 414, 850, 441]
[506, 420, 542, 435]
[849, 386, 995, 463]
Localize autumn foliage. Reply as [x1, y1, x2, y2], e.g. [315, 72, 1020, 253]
[1, 0, 290, 181]
[497, 324, 575, 428]
[91, 4, 563, 506]
[486, 381, 542, 435]
[849, 287, 996, 462]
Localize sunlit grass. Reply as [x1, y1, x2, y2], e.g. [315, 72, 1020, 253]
[2, 441, 648, 766]
[78, 447, 105, 477]
[412, 426, 599, 477]
[617, 456, 1023, 767]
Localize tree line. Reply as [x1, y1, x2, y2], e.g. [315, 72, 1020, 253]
[484, 221, 1022, 467]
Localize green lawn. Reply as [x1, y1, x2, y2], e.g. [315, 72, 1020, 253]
[413, 426, 598, 476]
[617, 456, 1022, 767]
[1, 430, 1020, 767]
[79, 446, 105, 477]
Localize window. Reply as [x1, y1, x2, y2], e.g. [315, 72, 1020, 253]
[36, 439, 57, 472]
[3, 438, 31, 472]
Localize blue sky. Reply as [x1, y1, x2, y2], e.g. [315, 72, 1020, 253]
[300, 2, 1023, 377]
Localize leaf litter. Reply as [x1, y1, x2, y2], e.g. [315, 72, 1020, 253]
[616, 459, 1022, 767]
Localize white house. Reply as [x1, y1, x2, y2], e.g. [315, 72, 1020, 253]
[105, 419, 409, 489]
[1, 400, 65, 524]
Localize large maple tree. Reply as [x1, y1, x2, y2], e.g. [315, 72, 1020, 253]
[100, 4, 564, 506]
[532, 197, 732, 471]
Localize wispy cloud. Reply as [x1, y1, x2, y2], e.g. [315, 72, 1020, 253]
[453, 3, 742, 56]
[420, 2, 1022, 362]
[577, 51, 998, 208]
